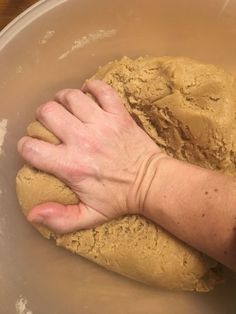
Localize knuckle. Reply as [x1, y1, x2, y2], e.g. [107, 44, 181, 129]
[55, 89, 69, 102]
[21, 139, 35, 157]
[103, 85, 114, 96]
[63, 164, 83, 181]
[37, 101, 58, 117]
[100, 85, 113, 97]
[122, 115, 134, 127]
[106, 114, 132, 131]
[65, 90, 80, 103]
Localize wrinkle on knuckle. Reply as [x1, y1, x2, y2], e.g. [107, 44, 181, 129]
[65, 90, 80, 104]
[21, 139, 36, 157]
[57, 89, 68, 97]
[62, 152, 94, 181]
[100, 85, 114, 97]
[86, 80, 97, 89]
[38, 101, 58, 117]
[122, 115, 134, 128]
[113, 113, 133, 128]
[64, 163, 84, 181]
[55, 89, 68, 103]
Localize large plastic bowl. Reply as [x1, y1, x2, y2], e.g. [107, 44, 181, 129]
[0, 0, 236, 313]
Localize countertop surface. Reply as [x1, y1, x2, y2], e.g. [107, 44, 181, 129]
[0, 0, 38, 30]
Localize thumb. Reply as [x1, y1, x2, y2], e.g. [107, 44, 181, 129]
[27, 202, 108, 234]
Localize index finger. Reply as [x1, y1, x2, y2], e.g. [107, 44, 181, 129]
[82, 80, 127, 116]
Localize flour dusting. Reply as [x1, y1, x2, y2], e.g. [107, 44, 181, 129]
[59, 29, 117, 60]
[15, 296, 32, 314]
[39, 30, 55, 45]
[0, 119, 8, 155]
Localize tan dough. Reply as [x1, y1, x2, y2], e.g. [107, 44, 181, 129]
[17, 56, 236, 292]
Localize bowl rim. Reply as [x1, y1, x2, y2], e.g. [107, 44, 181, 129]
[0, 0, 67, 50]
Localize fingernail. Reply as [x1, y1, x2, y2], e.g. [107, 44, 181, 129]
[17, 137, 27, 153]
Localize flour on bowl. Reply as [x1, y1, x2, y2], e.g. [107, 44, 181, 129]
[59, 29, 117, 60]
[15, 296, 32, 314]
[39, 30, 55, 45]
[0, 119, 8, 155]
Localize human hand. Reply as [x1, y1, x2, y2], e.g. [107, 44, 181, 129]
[17, 80, 164, 234]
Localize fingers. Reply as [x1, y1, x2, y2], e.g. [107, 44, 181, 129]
[36, 101, 83, 143]
[82, 80, 127, 115]
[55, 89, 104, 123]
[18, 136, 64, 177]
[27, 202, 108, 234]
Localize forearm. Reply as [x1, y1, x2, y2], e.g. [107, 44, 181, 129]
[140, 156, 236, 270]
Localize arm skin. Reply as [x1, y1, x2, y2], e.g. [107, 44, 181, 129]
[17, 80, 236, 271]
[129, 154, 236, 271]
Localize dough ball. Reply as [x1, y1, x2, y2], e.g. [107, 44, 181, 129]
[16, 56, 233, 292]
[93, 56, 236, 172]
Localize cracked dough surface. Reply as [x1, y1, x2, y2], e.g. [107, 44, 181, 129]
[17, 56, 236, 291]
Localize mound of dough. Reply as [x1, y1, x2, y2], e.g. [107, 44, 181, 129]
[17, 56, 236, 292]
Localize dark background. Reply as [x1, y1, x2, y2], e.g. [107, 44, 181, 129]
[0, 0, 38, 30]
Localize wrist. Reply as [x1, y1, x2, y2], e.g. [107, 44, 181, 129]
[127, 152, 170, 216]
